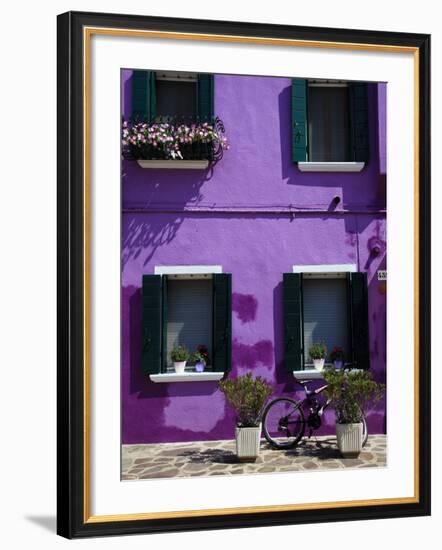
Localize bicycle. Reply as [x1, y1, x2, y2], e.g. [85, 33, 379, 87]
[262, 373, 368, 449]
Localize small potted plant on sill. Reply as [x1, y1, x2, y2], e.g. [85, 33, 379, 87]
[219, 373, 273, 462]
[170, 345, 190, 374]
[324, 367, 385, 458]
[330, 346, 345, 369]
[193, 345, 210, 373]
[309, 342, 327, 371]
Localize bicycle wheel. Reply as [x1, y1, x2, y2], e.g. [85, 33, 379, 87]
[262, 397, 305, 449]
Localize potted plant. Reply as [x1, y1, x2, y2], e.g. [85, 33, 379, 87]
[309, 342, 327, 371]
[219, 373, 273, 462]
[324, 367, 385, 458]
[193, 345, 210, 372]
[170, 345, 190, 374]
[330, 346, 345, 369]
[122, 119, 229, 162]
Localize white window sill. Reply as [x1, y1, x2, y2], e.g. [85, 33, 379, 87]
[293, 367, 363, 381]
[149, 372, 224, 383]
[293, 369, 326, 380]
[297, 162, 365, 172]
[136, 159, 209, 170]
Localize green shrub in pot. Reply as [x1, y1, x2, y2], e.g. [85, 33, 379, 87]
[219, 373, 273, 461]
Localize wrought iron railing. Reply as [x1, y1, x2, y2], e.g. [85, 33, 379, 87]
[122, 115, 228, 163]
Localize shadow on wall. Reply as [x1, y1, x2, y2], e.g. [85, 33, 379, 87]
[122, 75, 218, 268]
[127, 286, 167, 399]
[127, 286, 221, 398]
[272, 281, 299, 393]
[364, 219, 387, 272]
[122, 164, 216, 268]
[367, 249, 386, 434]
[367, 252, 387, 382]
[122, 214, 183, 269]
[277, 83, 386, 235]
[122, 285, 238, 444]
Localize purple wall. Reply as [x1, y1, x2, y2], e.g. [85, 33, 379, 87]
[121, 71, 387, 444]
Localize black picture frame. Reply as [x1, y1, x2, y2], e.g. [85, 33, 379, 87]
[57, 10, 431, 538]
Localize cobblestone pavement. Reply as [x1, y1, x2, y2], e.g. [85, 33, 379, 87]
[122, 435, 386, 480]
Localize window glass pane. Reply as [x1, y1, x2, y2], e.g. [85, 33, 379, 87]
[156, 80, 197, 118]
[303, 278, 349, 363]
[308, 86, 350, 162]
[166, 279, 213, 369]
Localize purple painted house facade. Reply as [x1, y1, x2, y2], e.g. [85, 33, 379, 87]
[121, 70, 387, 445]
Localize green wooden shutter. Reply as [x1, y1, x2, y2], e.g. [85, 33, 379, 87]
[349, 272, 370, 370]
[349, 83, 369, 162]
[283, 273, 304, 371]
[161, 275, 168, 370]
[212, 273, 232, 372]
[197, 74, 214, 122]
[149, 72, 157, 121]
[131, 70, 156, 122]
[291, 79, 308, 162]
[141, 275, 162, 375]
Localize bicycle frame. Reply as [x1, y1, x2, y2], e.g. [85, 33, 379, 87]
[295, 381, 331, 435]
[263, 376, 369, 448]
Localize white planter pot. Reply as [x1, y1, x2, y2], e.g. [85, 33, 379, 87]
[173, 361, 187, 374]
[235, 423, 262, 462]
[336, 422, 363, 458]
[313, 358, 325, 371]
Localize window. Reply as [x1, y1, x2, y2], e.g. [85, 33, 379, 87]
[155, 72, 197, 118]
[283, 271, 370, 371]
[291, 79, 369, 163]
[165, 278, 213, 370]
[141, 273, 231, 375]
[131, 70, 214, 122]
[308, 85, 350, 161]
[303, 277, 350, 364]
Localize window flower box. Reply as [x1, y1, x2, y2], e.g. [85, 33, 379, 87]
[122, 116, 229, 168]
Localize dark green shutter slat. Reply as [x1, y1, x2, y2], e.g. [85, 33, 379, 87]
[197, 74, 214, 122]
[161, 275, 168, 371]
[212, 273, 231, 372]
[349, 83, 369, 162]
[150, 72, 157, 121]
[291, 79, 308, 162]
[349, 272, 370, 370]
[131, 70, 156, 122]
[283, 273, 303, 371]
[141, 275, 162, 375]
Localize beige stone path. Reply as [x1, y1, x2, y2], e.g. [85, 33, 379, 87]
[122, 435, 386, 480]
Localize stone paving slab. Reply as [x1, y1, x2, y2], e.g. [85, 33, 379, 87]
[122, 435, 386, 480]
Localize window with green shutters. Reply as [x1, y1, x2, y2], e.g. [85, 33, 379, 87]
[141, 273, 232, 376]
[291, 79, 369, 163]
[283, 271, 370, 372]
[131, 70, 214, 122]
